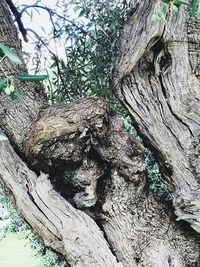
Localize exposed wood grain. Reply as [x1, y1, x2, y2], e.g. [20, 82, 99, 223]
[0, 139, 123, 267]
[0, 0, 200, 266]
[111, 0, 200, 232]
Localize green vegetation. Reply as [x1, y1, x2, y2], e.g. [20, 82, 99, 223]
[17, 0, 129, 114]
[0, 189, 65, 267]
[152, 0, 200, 22]
[0, 233, 41, 267]
[145, 150, 171, 201]
[0, 42, 48, 97]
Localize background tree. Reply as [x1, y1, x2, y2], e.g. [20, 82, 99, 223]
[0, 0, 200, 266]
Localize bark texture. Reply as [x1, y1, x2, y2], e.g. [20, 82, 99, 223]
[0, 0, 200, 266]
[1, 98, 200, 266]
[111, 0, 200, 233]
[0, 0, 47, 150]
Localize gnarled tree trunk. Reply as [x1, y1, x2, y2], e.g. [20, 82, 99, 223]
[111, 0, 200, 233]
[0, 0, 200, 266]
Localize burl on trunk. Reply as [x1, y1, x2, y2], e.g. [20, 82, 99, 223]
[0, 0, 199, 266]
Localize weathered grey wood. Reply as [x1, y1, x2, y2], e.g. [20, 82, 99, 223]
[93, 116, 200, 266]
[0, 138, 123, 267]
[0, 0, 47, 151]
[0, 0, 200, 266]
[1, 102, 200, 266]
[111, 0, 200, 233]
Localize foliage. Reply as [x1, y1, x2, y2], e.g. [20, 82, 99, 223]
[124, 116, 139, 139]
[27, 232, 65, 267]
[145, 150, 172, 201]
[0, 42, 48, 97]
[51, 0, 129, 110]
[0, 189, 65, 267]
[152, 0, 200, 22]
[16, 0, 129, 114]
[0, 189, 25, 233]
[0, 43, 21, 65]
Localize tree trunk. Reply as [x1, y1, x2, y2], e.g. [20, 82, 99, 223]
[111, 0, 200, 233]
[0, 0, 200, 266]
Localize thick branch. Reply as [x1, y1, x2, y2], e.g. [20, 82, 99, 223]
[0, 0, 200, 265]
[111, 0, 200, 232]
[5, 0, 28, 42]
[0, 0, 48, 150]
[22, 97, 200, 266]
[0, 138, 122, 267]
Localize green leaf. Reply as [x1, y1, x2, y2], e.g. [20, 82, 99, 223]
[172, 4, 179, 13]
[14, 84, 23, 103]
[173, 0, 191, 7]
[191, 0, 199, 16]
[0, 134, 8, 141]
[4, 86, 12, 95]
[16, 75, 48, 82]
[196, 1, 200, 17]
[157, 8, 164, 17]
[151, 15, 161, 22]
[162, 4, 169, 14]
[0, 80, 7, 93]
[0, 43, 21, 65]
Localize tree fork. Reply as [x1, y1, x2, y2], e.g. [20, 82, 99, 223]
[0, 0, 200, 266]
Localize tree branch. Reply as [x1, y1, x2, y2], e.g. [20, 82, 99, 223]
[20, 4, 96, 41]
[5, 0, 28, 42]
[0, 137, 123, 267]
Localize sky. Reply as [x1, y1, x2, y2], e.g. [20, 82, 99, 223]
[13, 0, 77, 72]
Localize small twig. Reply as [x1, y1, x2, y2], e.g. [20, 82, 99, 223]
[5, 0, 28, 42]
[26, 28, 71, 100]
[26, 28, 56, 60]
[6, 1, 96, 42]
[20, 4, 96, 41]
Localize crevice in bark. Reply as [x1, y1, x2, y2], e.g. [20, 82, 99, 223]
[158, 74, 167, 99]
[166, 96, 194, 138]
[157, 76, 185, 151]
[110, 1, 200, 233]
[50, 171, 77, 205]
[120, 87, 174, 181]
[158, 72, 194, 139]
[152, 38, 172, 74]
[95, 216, 121, 264]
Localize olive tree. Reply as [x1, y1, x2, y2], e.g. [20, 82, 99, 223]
[0, 0, 200, 266]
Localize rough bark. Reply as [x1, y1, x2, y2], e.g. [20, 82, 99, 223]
[0, 0, 47, 150]
[0, 138, 122, 267]
[0, 0, 200, 266]
[1, 98, 200, 266]
[111, 0, 200, 233]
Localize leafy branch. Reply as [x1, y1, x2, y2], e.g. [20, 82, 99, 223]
[0, 43, 48, 96]
[152, 0, 200, 22]
[5, 0, 96, 42]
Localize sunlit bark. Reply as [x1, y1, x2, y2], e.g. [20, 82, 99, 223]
[0, 0, 199, 266]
